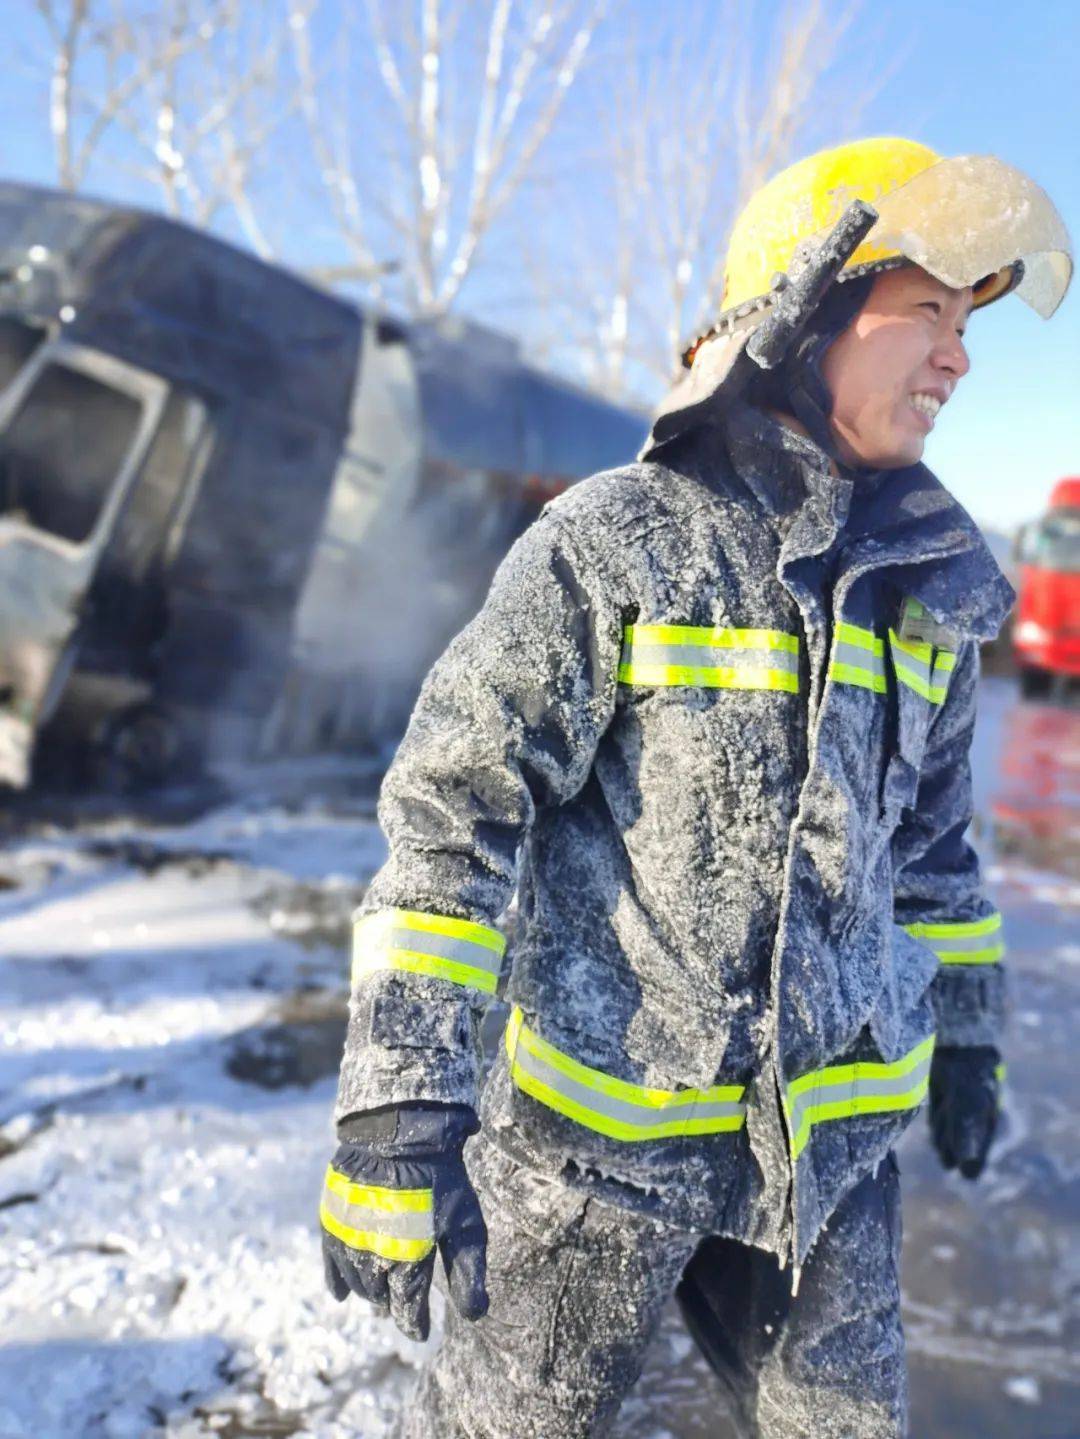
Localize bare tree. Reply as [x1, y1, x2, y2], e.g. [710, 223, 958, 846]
[287, 0, 609, 313]
[27, 0, 885, 404]
[528, 0, 869, 401]
[31, 0, 297, 257]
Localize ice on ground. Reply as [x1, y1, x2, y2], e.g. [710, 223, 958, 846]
[0, 779, 407, 1438]
[1003, 1376, 1041, 1405]
[1, 685, 1079, 1437]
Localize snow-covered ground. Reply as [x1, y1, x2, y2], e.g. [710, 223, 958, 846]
[1, 682, 1077, 1438]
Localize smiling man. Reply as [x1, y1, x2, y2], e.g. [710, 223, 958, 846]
[822, 266, 973, 466]
[321, 139, 1071, 1438]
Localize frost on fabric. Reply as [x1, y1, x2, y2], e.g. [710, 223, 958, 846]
[835, 154, 1071, 319]
[336, 403, 1011, 1271]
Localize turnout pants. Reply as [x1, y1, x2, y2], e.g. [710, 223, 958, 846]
[398, 1137, 906, 1439]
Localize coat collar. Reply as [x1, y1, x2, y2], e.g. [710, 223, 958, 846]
[656, 405, 1015, 643]
[840, 460, 1015, 641]
[722, 404, 850, 543]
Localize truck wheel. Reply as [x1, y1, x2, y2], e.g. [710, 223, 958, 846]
[96, 706, 182, 791]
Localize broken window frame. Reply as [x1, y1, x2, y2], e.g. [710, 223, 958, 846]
[0, 314, 50, 398]
[0, 337, 169, 565]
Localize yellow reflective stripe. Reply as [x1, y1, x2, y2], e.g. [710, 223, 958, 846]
[785, 1035, 936, 1160]
[994, 1061, 1007, 1111]
[903, 912, 1005, 964]
[625, 625, 798, 651]
[352, 908, 506, 995]
[619, 625, 801, 691]
[785, 1035, 935, 1101]
[889, 631, 933, 664]
[904, 914, 1001, 938]
[929, 652, 955, 702]
[320, 1167, 435, 1263]
[319, 1204, 434, 1262]
[829, 660, 888, 693]
[323, 1169, 433, 1213]
[617, 663, 799, 692]
[353, 948, 500, 991]
[835, 622, 884, 654]
[830, 623, 887, 693]
[894, 664, 950, 705]
[505, 1007, 746, 1141]
[889, 629, 953, 704]
[891, 660, 940, 702]
[508, 1008, 744, 1107]
[366, 908, 505, 953]
[832, 621, 954, 701]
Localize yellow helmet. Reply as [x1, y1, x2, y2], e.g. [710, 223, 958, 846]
[688, 136, 1073, 364]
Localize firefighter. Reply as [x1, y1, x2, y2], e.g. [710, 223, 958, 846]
[320, 139, 1072, 1437]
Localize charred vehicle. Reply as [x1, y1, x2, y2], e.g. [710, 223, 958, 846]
[0, 182, 645, 788]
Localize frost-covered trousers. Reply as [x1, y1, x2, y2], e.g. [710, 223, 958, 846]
[398, 1137, 906, 1439]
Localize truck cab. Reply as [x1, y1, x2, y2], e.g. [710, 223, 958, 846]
[1014, 476, 1080, 696]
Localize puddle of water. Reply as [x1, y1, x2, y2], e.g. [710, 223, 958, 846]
[991, 694, 1080, 879]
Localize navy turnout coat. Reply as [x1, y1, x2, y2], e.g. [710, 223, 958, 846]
[334, 404, 1012, 1264]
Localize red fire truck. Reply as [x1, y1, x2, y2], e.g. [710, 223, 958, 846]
[1014, 476, 1080, 695]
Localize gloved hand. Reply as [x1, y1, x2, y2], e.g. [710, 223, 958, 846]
[928, 1045, 1002, 1180]
[320, 1102, 487, 1340]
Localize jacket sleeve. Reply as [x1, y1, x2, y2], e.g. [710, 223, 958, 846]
[335, 507, 623, 1122]
[892, 641, 1005, 1048]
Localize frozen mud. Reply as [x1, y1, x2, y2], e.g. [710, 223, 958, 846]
[0, 681, 1076, 1437]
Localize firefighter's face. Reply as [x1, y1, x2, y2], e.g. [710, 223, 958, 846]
[821, 266, 973, 469]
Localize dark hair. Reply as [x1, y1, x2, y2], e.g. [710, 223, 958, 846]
[745, 272, 875, 456]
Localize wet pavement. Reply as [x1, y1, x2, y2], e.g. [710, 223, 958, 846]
[619, 684, 1080, 1438]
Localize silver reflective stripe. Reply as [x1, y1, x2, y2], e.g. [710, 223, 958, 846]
[353, 909, 506, 995]
[623, 641, 799, 674]
[618, 625, 800, 692]
[511, 1030, 745, 1133]
[784, 1035, 936, 1160]
[889, 632, 952, 704]
[383, 925, 502, 976]
[320, 1167, 435, 1261]
[786, 1054, 933, 1141]
[320, 1187, 433, 1242]
[892, 643, 933, 688]
[504, 1007, 746, 1141]
[930, 929, 1000, 956]
[903, 913, 1004, 965]
[931, 650, 956, 698]
[832, 640, 887, 680]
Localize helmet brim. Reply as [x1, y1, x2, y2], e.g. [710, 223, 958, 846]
[835, 154, 1072, 319]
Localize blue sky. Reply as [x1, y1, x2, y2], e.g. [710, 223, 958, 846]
[1, 0, 1077, 533]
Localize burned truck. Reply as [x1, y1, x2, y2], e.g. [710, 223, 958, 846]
[0, 182, 645, 789]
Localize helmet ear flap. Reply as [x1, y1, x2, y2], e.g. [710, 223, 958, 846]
[744, 271, 875, 460]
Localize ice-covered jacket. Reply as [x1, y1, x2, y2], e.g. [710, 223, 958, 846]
[335, 406, 1012, 1263]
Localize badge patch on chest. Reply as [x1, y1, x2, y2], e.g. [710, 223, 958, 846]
[896, 596, 960, 651]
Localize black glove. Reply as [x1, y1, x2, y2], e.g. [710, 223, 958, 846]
[928, 1045, 1002, 1180]
[320, 1102, 487, 1341]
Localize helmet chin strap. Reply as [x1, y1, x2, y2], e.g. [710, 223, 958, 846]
[748, 272, 875, 472]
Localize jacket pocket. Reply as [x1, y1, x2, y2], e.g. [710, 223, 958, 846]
[368, 983, 470, 1052]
